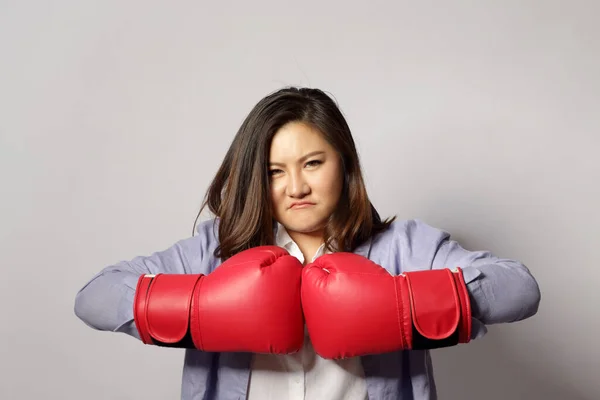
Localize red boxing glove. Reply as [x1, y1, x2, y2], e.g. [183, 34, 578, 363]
[301, 252, 472, 359]
[133, 246, 304, 354]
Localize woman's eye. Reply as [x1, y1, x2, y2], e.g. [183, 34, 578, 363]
[305, 160, 322, 167]
[269, 169, 283, 176]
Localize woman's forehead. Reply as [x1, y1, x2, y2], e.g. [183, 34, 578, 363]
[269, 123, 332, 158]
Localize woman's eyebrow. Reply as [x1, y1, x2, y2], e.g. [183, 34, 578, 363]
[269, 151, 325, 167]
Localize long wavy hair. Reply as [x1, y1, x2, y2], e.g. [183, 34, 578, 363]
[193, 87, 395, 260]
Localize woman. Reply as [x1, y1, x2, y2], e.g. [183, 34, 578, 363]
[74, 87, 541, 400]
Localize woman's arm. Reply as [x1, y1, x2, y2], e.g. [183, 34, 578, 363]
[405, 219, 541, 325]
[73, 234, 209, 341]
[298, 220, 542, 358]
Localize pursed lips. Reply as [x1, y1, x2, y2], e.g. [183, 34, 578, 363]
[289, 201, 315, 209]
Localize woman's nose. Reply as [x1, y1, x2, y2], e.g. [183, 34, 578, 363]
[286, 172, 310, 197]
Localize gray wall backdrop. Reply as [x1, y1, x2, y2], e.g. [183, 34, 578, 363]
[1, 1, 598, 399]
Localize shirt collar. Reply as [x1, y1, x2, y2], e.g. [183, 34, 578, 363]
[275, 222, 295, 249]
[273, 221, 373, 259]
[274, 222, 328, 262]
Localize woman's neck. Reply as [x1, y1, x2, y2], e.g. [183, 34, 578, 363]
[288, 229, 324, 265]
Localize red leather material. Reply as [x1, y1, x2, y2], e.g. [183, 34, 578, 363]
[133, 275, 154, 344]
[302, 252, 473, 359]
[132, 245, 304, 354]
[302, 252, 403, 359]
[145, 274, 203, 343]
[394, 276, 412, 349]
[403, 269, 460, 340]
[452, 268, 472, 343]
[190, 245, 304, 354]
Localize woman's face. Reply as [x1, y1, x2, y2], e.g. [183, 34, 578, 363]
[269, 121, 343, 236]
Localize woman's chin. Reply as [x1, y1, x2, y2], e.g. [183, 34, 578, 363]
[284, 222, 325, 235]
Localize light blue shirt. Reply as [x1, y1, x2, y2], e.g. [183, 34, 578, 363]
[74, 218, 541, 400]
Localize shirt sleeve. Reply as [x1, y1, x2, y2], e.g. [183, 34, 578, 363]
[73, 233, 212, 341]
[402, 219, 541, 338]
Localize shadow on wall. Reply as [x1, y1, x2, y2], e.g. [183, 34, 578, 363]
[415, 193, 595, 399]
[431, 324, 588, 400]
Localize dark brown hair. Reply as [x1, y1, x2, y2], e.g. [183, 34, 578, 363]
[193, 87, 395, 260]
